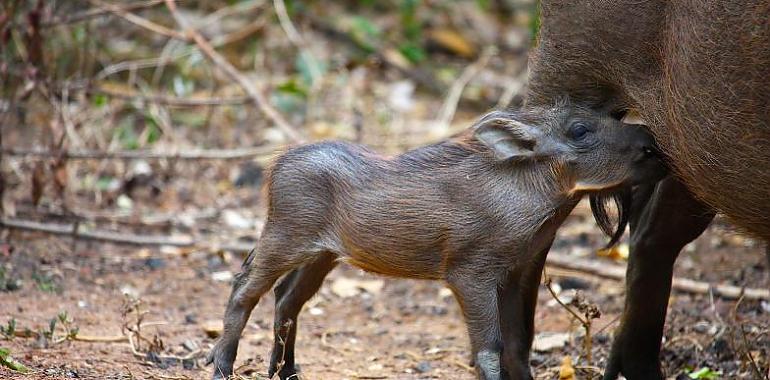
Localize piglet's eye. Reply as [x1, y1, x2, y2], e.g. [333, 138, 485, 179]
[568, 122, 591, 140]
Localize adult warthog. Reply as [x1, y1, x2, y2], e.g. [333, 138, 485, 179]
[525, 1, 769, 379]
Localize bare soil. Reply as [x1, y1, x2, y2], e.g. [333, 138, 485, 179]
[2, 203, 767, 380]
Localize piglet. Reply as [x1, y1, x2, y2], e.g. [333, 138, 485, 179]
[208, 103, 666, 380]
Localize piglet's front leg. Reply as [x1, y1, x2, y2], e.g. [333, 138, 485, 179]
[497, 247, 551, 380]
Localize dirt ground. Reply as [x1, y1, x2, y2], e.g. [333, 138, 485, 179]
[1, 200, 768, 380]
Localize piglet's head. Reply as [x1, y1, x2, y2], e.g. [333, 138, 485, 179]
[473, 105, 667, 246]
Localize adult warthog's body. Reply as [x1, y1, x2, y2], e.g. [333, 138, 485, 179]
[525, 1, 770, 379]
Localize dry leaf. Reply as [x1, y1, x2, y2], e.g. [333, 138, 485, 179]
[331, 277, 384, 298]
[31, 161, 46, 206]
[559, 356, 576, 380]
[202, 320, 224, 338]
[51, 158, 67, 197]
[427, 28, 476, 58]
[596, 243, 629, 261]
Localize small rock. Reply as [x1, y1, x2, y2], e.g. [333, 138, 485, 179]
[414, 361, 432, 373]
[330, 277, 384, 298]
[692, 320, 711, 334]
[438, 287, 454, 299]
[367, 363, 384, 371]
[182, 339, 199, 352]
[211, 271, 233, 283]
[558, 277, 591, 290]
[594, 332, 610, 344]
[202, 320, 224, 338]
[532, 332, 570, 352]
[144, 257, 165, 270]
[182, 358, 195, 370]
[222, 210, 253, 230]
[119, 285, 139, 298]
[116, 194, 133, 210]
[184, 314, 198, 324]
[309, 307, 324, 316]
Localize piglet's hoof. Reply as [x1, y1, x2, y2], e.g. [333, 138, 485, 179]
[268, 363, 302, 380]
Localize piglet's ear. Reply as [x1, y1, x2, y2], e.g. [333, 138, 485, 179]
[473, 111, 542, 161]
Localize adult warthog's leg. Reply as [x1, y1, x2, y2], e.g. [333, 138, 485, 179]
[604, 178, 714, 380]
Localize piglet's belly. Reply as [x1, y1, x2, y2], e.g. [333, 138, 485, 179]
[336, 245, 446, 280]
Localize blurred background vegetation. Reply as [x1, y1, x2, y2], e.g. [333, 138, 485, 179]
[0, 0, 537, 222]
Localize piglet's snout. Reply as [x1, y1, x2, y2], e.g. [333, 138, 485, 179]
[627, 125, 660, 162]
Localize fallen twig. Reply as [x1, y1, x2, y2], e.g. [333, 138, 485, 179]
[3, 215, 766, 300]
[90, 0, 186, 40]
[546, 252, 770, 300]
[43, 0, 165, 27]
[164, 0, 306, 143]
[0, 217, 254, 253]
[2, 145, 278, 160]
[90, 86, 250, 107]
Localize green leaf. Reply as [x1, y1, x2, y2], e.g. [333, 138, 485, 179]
[294, 51, 325, 86]
[398, 42, 426, 63]
[276, 78, 308, 98]
[688, 367, 722, 379]
[95, 176, 115, 191]
[0, 348, 29, 373]
[115, 119, 139, 150]
[349, 16, 382, 52]
[92, 94, 107, 107]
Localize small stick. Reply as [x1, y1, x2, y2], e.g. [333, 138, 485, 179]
[436, 47, 496, 128]
[89, 0, 186, 40]
[545, 252, 770, 300]
[544, 275, 593, 364]
[0, 217, 254, 253]
[89, 86, 250, 107]
[43, 0, 165, 27]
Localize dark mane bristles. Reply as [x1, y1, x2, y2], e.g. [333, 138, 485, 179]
[589, 187, 632, 248]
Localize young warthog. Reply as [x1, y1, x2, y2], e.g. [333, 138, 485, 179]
[208, 104, 665, 380]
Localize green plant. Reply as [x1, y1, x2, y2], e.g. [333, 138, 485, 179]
[32, 272, 61, 294]
[0, 347, 29, 373]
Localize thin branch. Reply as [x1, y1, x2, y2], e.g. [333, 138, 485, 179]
[273, 0, 322, 84]
[89, 0, 186, 40]
[0, 217, 254, 253]
[1, 145, 278, 160]
[436, 46, 496, 127]
[164, 0, 306, 143]
[546, 252, 770, 300]
[91, 86, 250, 107]
[43, 0, 165, 27]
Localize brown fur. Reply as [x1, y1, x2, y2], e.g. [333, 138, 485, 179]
[527, 0, 770, 238]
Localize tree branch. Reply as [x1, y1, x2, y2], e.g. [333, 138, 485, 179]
[546, 252, 769, 301]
